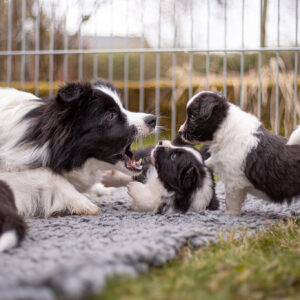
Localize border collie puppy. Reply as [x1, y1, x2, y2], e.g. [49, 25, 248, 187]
[0, 79, 156, 251]
[102, 137, 219, 213]
[179, 91, 300, 215]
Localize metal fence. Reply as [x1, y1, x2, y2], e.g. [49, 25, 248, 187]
[0, 0, 299, 141]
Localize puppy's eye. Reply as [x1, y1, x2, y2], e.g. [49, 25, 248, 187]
[170, 152, 177, 160]
[106, 111, 117, 121]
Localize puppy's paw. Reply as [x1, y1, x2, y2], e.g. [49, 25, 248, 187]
[89, 183, 115, 197]
[225, 209, 241, 216]
[127, 182, 153, 212]
[101, 170, 131, 187]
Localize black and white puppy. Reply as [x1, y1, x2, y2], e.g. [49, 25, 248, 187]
[102, 137, 219, 213]
[179, 91, 300, 215]
[0, 79, 156, 251]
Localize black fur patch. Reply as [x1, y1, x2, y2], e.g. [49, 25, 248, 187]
[21, 80, 139, 173]
[181, 92, 229, 143]
[0, 180, 26, 245]
[245, 126, 300, 204]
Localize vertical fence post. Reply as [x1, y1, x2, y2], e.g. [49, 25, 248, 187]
[258, 0, 263, 120]
[294, 0, 299, 129]
[155, 0, 161, 144]
[7, 0, 12, 87]
[139, 0, 145, 147]
[109, 0, 113, 81]
[93, 15, 98, 79]
[240, 0, 245, 109]
[35, 0, 40, 96]
[78, 22, 83, 80]
[123, 0, 129, 109]
[223, 0, 227, 97]
[171, 1, 177, 140]
[49, 2, 54, 96]
[21, 0, 26, 91]
[275, 0, 280, 135]
[64, 4, 68, 82]
[206, 0, 210, 90]
[188, 0, 194, 100]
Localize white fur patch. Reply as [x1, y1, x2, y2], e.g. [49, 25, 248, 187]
[0, 230, 18, 252]
[287, 126, 300, 145]
[94, 85, 154, 136]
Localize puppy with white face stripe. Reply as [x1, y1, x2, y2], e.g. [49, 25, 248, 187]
[0, 79, 156, 251]
[179, 91, 300, 215]
[102, 137, 219, 213]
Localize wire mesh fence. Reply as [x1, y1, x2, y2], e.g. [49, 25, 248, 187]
[0, 0, 299, 140]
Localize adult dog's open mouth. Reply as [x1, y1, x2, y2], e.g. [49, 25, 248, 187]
[123, 144, 143, 172]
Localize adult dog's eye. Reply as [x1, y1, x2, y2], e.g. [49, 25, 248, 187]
[170, 152, 177, 160]
[106, 111, 117, 121]
[189, 114, 197, 121]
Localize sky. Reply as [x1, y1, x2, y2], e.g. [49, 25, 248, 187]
[41, 0, 299, 49]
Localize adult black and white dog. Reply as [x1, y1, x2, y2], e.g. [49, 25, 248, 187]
[102, 137, 219, 213]
[0, 79, 156, 251]
[179, 91, 300, 215]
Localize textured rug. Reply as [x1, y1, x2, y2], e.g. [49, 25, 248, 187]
[0, 183, 299, 300]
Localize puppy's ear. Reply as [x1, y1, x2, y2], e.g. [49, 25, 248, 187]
[180, 166, 198, 190]
[56, 83, 92, 105]
[199, 94, 225, 120]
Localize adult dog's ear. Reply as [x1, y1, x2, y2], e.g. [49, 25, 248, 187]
[199, 93, 225, 120]
[56, 83, 92, 105]
[179, 166, 198, 190]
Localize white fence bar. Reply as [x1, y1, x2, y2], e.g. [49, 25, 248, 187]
[21, 0, 26, 91]
[64, 11, 68, 82]
[155, 0, 161, 144]
[206, 0, 210, 90]
[108, 0, 113, 81]
[123, 0, 129, 109]
[7, 0, 12, 87]
[35, 0, 40, 96]
[93, 16, 98, 79]
[188, 0, 194, 99]
[223, 0, 227, 97]
[49, 3, 54, 96]
[78, 23, 83, 80]
[139, 0, 145, 147]
[294, 0, 299, 129]
[275, 0, 280, 135]
[171, 1, 177, 140]
[240, 0, 245, 109]
[2, 47, 300, 56]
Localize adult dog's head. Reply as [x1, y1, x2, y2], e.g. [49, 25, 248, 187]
[22, 79, 156, 173]
[179, 91, 229, 145]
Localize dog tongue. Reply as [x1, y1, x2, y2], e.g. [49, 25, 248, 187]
[126, 158, 143, 171]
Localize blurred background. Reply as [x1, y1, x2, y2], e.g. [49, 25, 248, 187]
[0, 0, 299, 143]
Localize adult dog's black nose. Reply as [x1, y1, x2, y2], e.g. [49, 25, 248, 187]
[144, 115, 157, 129]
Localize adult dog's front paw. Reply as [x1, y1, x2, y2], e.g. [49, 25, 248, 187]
[69, 196, 101, 216]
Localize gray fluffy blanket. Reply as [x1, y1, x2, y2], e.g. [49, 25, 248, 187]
[0, 183, 299, 300]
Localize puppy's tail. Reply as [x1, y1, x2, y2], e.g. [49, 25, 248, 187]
[0, 180, 26, 252]
[287, 126, 300, 145]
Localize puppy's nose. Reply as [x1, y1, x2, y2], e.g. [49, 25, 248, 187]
[144, 115, 157, 129]
[178, 130, 183, 136]
[159, 140, 163, 145]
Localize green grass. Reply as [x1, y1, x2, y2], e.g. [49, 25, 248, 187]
[86, 219, 300, 300]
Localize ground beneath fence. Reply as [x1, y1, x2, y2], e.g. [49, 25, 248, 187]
[0, 183, 299, 300]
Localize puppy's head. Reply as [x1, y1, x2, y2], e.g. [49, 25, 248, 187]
[151, 141, 205, 197]
[179, 91, 229, 144]
[27, 79, 156, 173]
